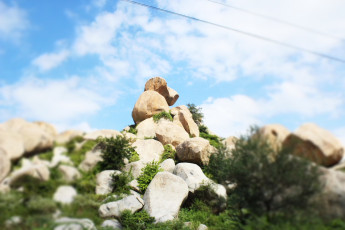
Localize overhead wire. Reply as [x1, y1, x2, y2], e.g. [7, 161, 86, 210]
[120, 0, 345, 64]
[204, 0, 344, 42]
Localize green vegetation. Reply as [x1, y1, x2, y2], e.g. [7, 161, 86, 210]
[160, 144, 176, 162]
[111, 171, 133, 195]
[199, 132, 223, 149]
[153, 111, 173, 123]
[187, 103, 204, 126]
[129, 151, 140, 163]
[69, 140, 97, 166]
[127, 124, 138, 135]
[38, 150, 54, 161]
[97, 136, 135, 171]
[137, 161, 162, 192]
[120, 210, 155, 230]
[65, 135, 85, 152]
[207, 126, 322, 220]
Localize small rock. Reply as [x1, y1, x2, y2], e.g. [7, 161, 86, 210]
[53, 186, 77, 204]
[123, 161, 145, 179]
[160, 159, 175, 173]
[54, 217, 96, 230]
[79, 145, 103, 172]
[101, 219, 123, 229]
[198, 224, 208, 230]
[99, 194, 144, 218]
[96, 170, 121, 195]
[58, 165, 81, 182]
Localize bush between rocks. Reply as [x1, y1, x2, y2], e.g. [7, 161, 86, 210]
[137, 161, 162, 193]
[153, 111, 173, 123]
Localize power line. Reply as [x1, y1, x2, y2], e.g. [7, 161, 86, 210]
[205, 0, 344, 42]
[120, 0, 345, 64]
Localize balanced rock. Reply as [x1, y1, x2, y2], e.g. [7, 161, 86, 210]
[283, 123, 343, 167]
[171, 105, 199, 137]
[155, 120, 189, 147]
[99, 193, 144, 218]
[259, 124, 290, 151]
[144, 77, 179, 106]
[132, 91, 170, 124]
[176, 137, 216, 165]
[132, 139, 164, 163]
[143, 172, 189, 222]
[0, 148, 11, 182]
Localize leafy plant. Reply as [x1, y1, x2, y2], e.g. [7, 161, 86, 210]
[97, 136, 135, 171]
[129, 151, 140, 163]
[208, 126, 322, 219]
[187, 103, 204, 126]
[137, 161, 162, 192]
[128, 124, 138, 135]
[69, 140, 97, 166]
[120, 210, 155, 230]
[111, 171, 133, 195]
[38, 150, 54, 161]
[200, 132, 223, 149]
[160, 144, 176, 162]
[198, 124, 208, 134]
[153, 111, 173, 123]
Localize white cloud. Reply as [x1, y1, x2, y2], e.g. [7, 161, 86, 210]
[32, 50, 69, 72]
[0, 1, 28, 40]
[0, 76, 117, 126]
[333, 127, 345, 147]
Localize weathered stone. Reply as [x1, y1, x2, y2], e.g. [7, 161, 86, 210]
[129, 179, 140, 192]
[99, 194, 144, 218]
[58, 165, 81, 182]
[53, 185, 77, 204]
[132, 91, 170, 124]
[54, 217, 96, 230]
[96, 170, 121, 195]
[143, 172, 188, 222]
[79, 146, 103, 172]
[132, 139, 164, 163]
[84, 129, 122, 141]
[171, 105, 199, 137]
[144, 77, 179, 106]
[51, 146, 72, 167]
[176, 137, 215, 165]
[0, 148, 10, 182]
[136, 118, 157, 139]
[173, 163, 209, 193]
[283, 123, 343, 166]
[0, 130, 25, 160]
[55, 130, 84, 145]
[9, 164, 50, 187]
[123, 161, 145, 179]
[259, 124, 290, 151]
[101, 219, 123, 229]
[34, 121, 58, 138]
[155, 120, 189, 147]
[223, 136, 238, 153]
[160, 159, 175, 173]
[198, 224, 208, 230]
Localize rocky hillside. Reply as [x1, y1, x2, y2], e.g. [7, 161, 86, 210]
[0, 77, 345, 229]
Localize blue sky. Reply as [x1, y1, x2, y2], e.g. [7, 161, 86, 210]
[0, 0, 345, 144]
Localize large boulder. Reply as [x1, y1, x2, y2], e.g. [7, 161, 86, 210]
[123, 161, 145, 179]
[283, 123, 344, 167]
[171, 106, 199, 137]
[314, 168, 345, 219]
[84, 129, 122, 141]
[136, 118, 157, 139]
[132, 91, 170, 124]
[34, 121, 58, 138]
[55, 130, 84, 144]
[155, 120, 189, 147]
[143, 172, 189, 222]
[99, 193, 144, 218]
[1, 118, 54, 154]
[259, 124, 290, 151]
[160, 159, 175, 173]
[53, 185, 77, 204]
[96, 170, 121, 195]
[173, 163, 209, 193]
[144, 77, 179, 106]
[132, 139, 164, 163]
[176, 137, 216, 165]
[0, 148, 10, 182]
[0, 131, 25, 160]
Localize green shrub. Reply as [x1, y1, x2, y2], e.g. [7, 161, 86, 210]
[153, 111, 173, 123]
[27, 196, 57, 214]
[69, 140, 97, 166]
[128, 124, 137, 135]
[200, 132, 223, 149]
[208, 126, 322, 219]
[97, 136, 135, 171]
[198, 124, 208, 134]
[111, 171, 133, 195]
[120, 210, 155, 230]
[129, 151, 140, 163]
[39, 150, 54, 161]
[137, 161, 162, 192]
[187, 103, 204, 126]
[73, 167, 99, 194]
[160, 144, 176, 162]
